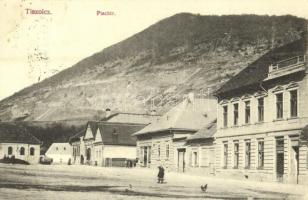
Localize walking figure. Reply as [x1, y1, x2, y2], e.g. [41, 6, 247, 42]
[157, 166, 165, 183]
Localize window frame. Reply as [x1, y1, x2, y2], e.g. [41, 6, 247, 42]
[20, 147, 25, 156]
[8, 146, 13, 155]
[233, 103, 239, 126]
[30, 147, 35, 156]
[245, 140, 251, 169]
[244, 100, 251, 124]
[290, 89, 298, 118]
[166, 144, 169, 159]
[276, 93, 284, 119]
[193, 151, 199, 167]
[233, 141, 239, 169]
[257, 139, 265, 169]
[258, 97, 264, 122]
[223, 105, 228, 128]
[223, 142, 228, 168]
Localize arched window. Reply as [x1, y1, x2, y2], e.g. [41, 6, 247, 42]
[8, 146, 13, 155]
[20, 147, 25, 155]
[30, 147, 35, 156]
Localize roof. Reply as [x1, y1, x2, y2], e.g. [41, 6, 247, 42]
[133, 97, 217, 136]
[0, 123, 41, 144]
[186, 120, 217, 141]
[105, 112, 160, 124]
[69, 129, 85, 143]
[70, 121, 146, 145]
[69, 121, 98, 142]
[215, 39, 305, 97]
[95, 122, 146, 145]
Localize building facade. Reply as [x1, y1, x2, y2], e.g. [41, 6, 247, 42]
[45, 142, 72, 164]
[134, 97, 217, 172]
[0, 123, 41, 164]
[185, 121, 216, 175]
[70, 121, 146, 167]
[214, 35, 308, 184]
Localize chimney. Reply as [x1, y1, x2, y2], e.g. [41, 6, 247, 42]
[150, 109, 157, 115]
[105, 108, 111, 118]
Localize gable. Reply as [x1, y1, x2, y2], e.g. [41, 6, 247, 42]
[84, 125, 94, 140]
[94, 128, 103, 143]
[46, 143, 71, 155]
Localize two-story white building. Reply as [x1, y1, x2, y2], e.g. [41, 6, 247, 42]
[214, 28, 308, 184]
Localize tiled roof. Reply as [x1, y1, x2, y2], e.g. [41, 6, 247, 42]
[70, 121, 146, 145]
[0, 123, 41, 144]
[95, 122, 146, 146]
[104, 112, 160, 124]
[186, 120, 216, 141]
[133, 98, 217, 136]
[215, 39, 305, 96]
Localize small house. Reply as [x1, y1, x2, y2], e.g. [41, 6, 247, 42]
[185, 120, 216, 175]
[70, 120, 147, 167]
[0, 123, 41, 164]
[45, 142, 72, 164]
[133, 96, 217, 172]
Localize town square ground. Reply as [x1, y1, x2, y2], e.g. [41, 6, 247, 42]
[0, 164, 307, 200]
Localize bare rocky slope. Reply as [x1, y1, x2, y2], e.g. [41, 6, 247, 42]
[0, 13, 306, 121]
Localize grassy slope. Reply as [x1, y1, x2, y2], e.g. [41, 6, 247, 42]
[0, 14, 305, 121]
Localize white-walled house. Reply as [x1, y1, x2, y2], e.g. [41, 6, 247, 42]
[93, 122, 145, 167]
[185, 120, 216, 175]
[0, 123, 41, 164]
[70, 121, 147, 167]
[133, 97, 217, 172]
[45, 143, 72, 164]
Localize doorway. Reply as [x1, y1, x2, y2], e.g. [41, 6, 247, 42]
[276, 137, 284, 182]
[143, 147, 148, 167]
[86, 148, 91, 161]
[177, 148, 186, 172]
[289, 136, 299, 184]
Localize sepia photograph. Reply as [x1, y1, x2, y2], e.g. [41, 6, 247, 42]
[0, 0, 308, 199]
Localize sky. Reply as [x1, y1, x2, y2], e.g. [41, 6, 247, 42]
[0, 0, 308, 100]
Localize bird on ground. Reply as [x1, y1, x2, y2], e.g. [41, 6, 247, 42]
[200, 184, 208, 192]
[125, 184, 133, 192]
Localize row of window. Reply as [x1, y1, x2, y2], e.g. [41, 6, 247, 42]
[223, 139, 264, 169]
[222, 90, 298, 127]
[7, 146, 35, 156]
[157, 143, 170, 160]
[96, 149, 102, 158]
[56, 147, 67, 151]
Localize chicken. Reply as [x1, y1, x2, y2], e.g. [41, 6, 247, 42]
[200, 184, 208, 192]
